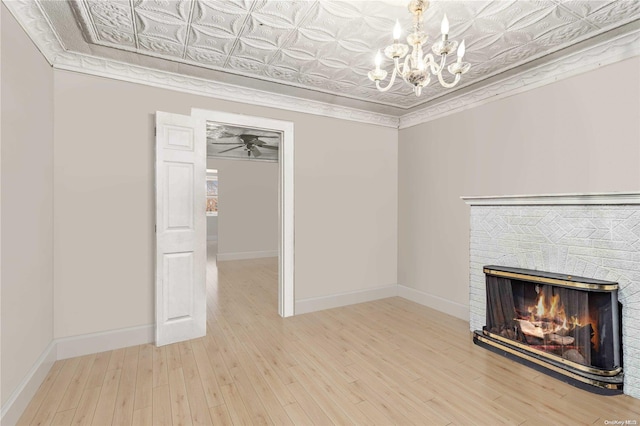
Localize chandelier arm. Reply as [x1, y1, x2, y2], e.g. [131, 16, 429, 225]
[437, 53, 448, 74]
[436, 70, 461, 88]
[375, 67, 399, 92]
[394, 57, 404, 75]
[400, 54, 412, 83]
[423, 53, 441, 75]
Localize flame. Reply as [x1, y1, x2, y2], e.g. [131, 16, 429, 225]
[525, 291, 590, 337]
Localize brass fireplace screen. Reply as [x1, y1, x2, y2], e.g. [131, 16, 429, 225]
[474, 266, 623, 393]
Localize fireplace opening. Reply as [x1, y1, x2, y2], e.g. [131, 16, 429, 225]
[473, 265, 623, 394]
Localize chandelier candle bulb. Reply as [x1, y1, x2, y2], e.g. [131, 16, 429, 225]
[393, 20, 402, 43]
[375, 50, 382, 70]
[441, 14, 449, 39]
[457, 40, 465, 62]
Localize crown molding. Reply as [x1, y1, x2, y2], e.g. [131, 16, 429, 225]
[52, 51, 400, 128]
[461, 192, 640, 206]
[2, 0, 400, 129]
[2, 0, 63, 65]
[399, 28, 640, 129]
[4, 0, 639, 131]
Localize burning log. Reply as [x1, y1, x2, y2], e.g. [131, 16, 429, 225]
[562, 348, 586, 364]
[550, 334, 574, 345]
[516, 319, 544, 339]
[515, 319, 575, 345]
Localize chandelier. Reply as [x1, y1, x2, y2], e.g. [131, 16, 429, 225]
[368, 0, 470, 96]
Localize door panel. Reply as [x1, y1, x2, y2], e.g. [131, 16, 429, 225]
[164, 252, 194, 321]
[164, 162, 194, 230]
[155, 111, 206, 346]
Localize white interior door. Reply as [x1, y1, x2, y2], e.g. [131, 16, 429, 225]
[155, 111, 206, 346]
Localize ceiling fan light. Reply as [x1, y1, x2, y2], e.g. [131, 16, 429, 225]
[250, 146, 262, 157]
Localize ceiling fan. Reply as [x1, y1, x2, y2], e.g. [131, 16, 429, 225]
[210, 133, 279, 158]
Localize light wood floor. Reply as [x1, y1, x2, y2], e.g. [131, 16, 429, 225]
[18, 249, 640, 425]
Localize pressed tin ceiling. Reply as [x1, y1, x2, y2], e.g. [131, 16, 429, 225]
[35, 0, 640, 113]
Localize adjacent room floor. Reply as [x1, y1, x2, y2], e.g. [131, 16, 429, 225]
[17, 246, 640, 425]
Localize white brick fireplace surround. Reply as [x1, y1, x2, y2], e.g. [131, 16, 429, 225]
[463, 192, 640, 398]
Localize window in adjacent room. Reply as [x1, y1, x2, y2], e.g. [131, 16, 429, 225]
[206, 169, 218, 216]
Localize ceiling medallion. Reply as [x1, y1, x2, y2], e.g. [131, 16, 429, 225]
[369, 0, 471, 96]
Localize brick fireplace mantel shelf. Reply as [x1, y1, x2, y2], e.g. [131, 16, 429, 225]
[461, 192, 640, 206]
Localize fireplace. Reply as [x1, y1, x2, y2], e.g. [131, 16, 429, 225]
[473, 265, 623, 393]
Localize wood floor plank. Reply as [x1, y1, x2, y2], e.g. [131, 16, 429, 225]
[288, 363, 362, 425]
[190, 339, 224, 408]
[178, 342, 213, 425]
[166, 343, 183, 372]
[111, 347, 139, 426]
[234, 330, 297, 407]
[219, 384, 254, 426]
[50, 408, 75, 426]
[57, 354, 96, 412]
[215, 340, 273, 425]
[70, 386, 101, 426]
[90, 368, 121, 426]
[208, 404, 233, 426]
[286, 381, 334, 426]
[16, 248, 640, 425]
[131, 406, 152, 426]
[30, 357, 80, 426]
[152, 345, 169, 388]
[353, 399, 396, 425]
[229, 334, 293, 425]
[151, 384, 172, 426]
[106, 349, 125, 371]
[84, 352, 111, 390]
[134, 344, 153, 410]
[282, 403, 312, 425]
[201, 334, 233, 389]
[167, 367, 193, 426]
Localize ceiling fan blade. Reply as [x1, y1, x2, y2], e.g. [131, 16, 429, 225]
[209, 142, 244, 145]
[260, 145, 278, 150]
[250, 146, 262, 157]
[257, 137, 281, 145]
[242, 134, 278, 138]
[219, 146, 244, 154]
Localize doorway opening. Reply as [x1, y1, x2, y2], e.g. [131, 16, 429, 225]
[193, 109, 294, 319]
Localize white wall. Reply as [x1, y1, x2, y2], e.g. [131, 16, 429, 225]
[207, 216, 218, 242]
[1, 5, 54, 406]
[398, 57, 640, 319]
[206, 157, 278, 258]
[53, 69, 398, 338]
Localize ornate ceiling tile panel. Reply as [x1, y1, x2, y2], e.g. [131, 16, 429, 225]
[584, 0, 640, 28]
[68, 0, 640, 109]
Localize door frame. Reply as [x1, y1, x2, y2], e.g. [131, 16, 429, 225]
[191, 108, 294, 317]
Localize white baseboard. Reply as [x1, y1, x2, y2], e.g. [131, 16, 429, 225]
[295, 285, 398, 315]
[1, 324, 154, 425]
[397, 285, 469, 321]
[1, 342, 56, 426]
[217, 250, 278, 261]
[56, 324, 154, 360]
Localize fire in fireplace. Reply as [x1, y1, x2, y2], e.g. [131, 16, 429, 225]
[473, 265, 623, 393]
